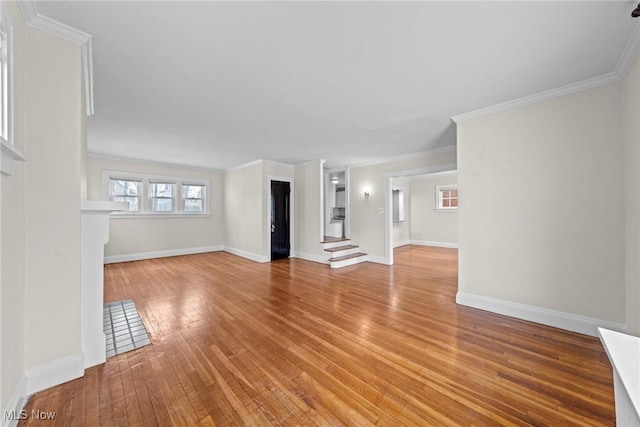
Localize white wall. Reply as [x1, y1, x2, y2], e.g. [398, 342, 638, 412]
[623, 54, 640, 336]
[24, 24, 85, 370]
[1, 1, 27, 414]
[409, 173, 458, 247]
[294, 160, 324, 261]
[224, 161, 264, 260]
[348, 148, 457, 262]
[457, 82, 626, 334]
[87, 156, 225, 261]
[391, 177, 410, 246]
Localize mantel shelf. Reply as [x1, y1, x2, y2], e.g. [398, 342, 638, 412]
[81, 200, 128, 213]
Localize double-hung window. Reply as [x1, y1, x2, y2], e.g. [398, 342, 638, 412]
[103, 170, 209, 216]
[109, 178, 142, 212]
[150, 182, 175, 212]
[182, 184, 205, 212]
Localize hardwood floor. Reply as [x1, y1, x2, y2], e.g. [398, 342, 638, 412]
[19, 246, 615, 426]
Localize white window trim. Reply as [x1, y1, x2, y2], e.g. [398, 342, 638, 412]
[102, 170, 210, 218]
[0, 3, 25, 176]
[435, 184, 458, 212]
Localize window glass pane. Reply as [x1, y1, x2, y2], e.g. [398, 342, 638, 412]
[114, 196, 139, 212]
[451, 199, 458, 207]
[111, 179, 139, 196]
[451, 190, 458, 198]
[151, 198, 173, 212]
[184, 199, 203, 212]
[442, 190, 450, 198]
[443, 199, 450, 208]
[152, 183, 173, 197]
[183, 184, 203, 199]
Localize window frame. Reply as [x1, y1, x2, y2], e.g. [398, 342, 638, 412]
[102, 170, 210, 217]
[0, 2, 13, 147]
[109, 177, 143, 213]
[435, 184, 458, 212]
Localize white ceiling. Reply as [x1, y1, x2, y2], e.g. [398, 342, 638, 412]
[36, 1, 638, 170]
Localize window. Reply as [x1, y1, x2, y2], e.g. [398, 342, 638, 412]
[182, 184, 205, 212]
[150, 182, 175, 212]
[436, 184, 458, 211]
[109, 178, 141, 212]
[0, 3, 13, 146]
[103, 170, 209, 216]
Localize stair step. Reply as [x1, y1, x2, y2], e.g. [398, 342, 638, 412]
[325, 245, 359, 253]
[321, 236, 349, 244]
[322, 239, 352, 250]
[329, 252, 367, 262]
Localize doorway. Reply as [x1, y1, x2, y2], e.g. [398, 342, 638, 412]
[271, 180, 291, 260]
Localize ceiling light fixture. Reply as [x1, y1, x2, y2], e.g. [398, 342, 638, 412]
[632, 3, 640, 17]
[331, 176, 339, 184]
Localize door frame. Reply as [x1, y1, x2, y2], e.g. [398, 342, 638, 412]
[384, 163, 457, 265]
[266, 175, 295, 261]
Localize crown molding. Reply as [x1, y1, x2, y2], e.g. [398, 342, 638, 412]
[88, 152, 225, 173]
[18, 1, 94, 116]
[347, 145, 456, 169]
[452, 24, 640, 124]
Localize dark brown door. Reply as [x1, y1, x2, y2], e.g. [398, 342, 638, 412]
[271, 181, 290, 261]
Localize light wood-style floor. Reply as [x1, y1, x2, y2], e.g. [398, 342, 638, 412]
[20, 246, 615, 426]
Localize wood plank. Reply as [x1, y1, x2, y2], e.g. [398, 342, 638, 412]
[19, 246, 615, 425]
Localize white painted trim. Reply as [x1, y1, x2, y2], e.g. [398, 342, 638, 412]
[25, 353, 84, 395]
[384, 163, 458, 266]
[293, 251, 329, 265]
[408, 170, 457, 181]
[366, 255, 390, 265]
[456, 291, 626, 337]
[88, 152, 224, 173]
[410, 240, 458, 249]
[226, 158, 264, 171]
[598, 328, 640, 426]
[22, 12, 94, 116]
[392, 240, 411, 248]
[348, 145, 456, 169]
[1, 376, 27, 427]
[451, 28, 640, 124]
[1, 141, 26, 176]
[615, 22, 640, 82]
[104, 245, 223, 264]
[266, 175, 295, 262]
[223, 246, 269, 263]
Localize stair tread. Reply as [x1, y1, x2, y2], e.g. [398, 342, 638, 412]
[329, 252, 367, 262]
[325, 245, 359, 252]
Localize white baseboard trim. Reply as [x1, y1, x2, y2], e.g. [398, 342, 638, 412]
[366, 255, 390, 265]
[393, 240, 411, 248]
[25, 353, 84, 395]
[223, 246, 269, 263]
[2, 376, 27, 427]
[456, 291, 626, 337]
[104, 245, 223, 264]
[410, 240, 458, 249]
[293, 251, 329, 265]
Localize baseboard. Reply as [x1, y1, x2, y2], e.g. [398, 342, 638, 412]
[410, 240, 458, 249]
[223, 246, 269, 263]
[25, 353, 84, 395]
[456, 291, 626, 337]
[2, 376, 27, 427]
[104, 245, 224, 264]
[366, 255, 390, 265]
[293, 251, 329, 265]
[393, 240, 411, 248]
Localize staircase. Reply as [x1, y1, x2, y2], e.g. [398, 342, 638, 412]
[321, 237, 367, 269]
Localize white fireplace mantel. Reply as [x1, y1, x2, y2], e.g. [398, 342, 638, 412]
[81, 200, 127, 368]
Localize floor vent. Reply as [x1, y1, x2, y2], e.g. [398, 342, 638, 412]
[103, 299, 151, 358]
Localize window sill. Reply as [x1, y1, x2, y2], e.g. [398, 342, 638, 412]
[111, 213, 211, 219]
[435, 208, 458, 213]
[1, 140, 26, 176]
